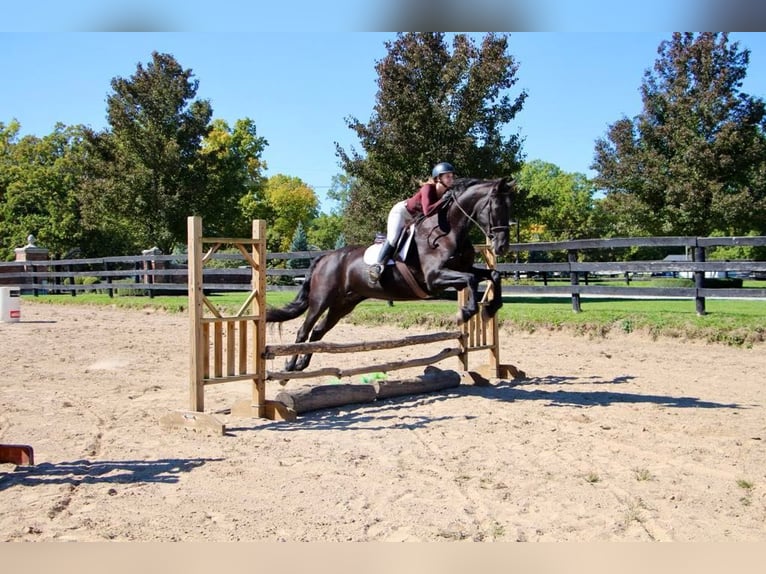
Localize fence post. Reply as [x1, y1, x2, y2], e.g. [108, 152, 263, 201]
[694, 245, 706, 316]
[568, 249, 581, 313]
[104, 261, 113, 298]
[68, 263, 76, 297]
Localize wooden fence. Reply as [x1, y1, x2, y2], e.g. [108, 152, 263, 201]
[1, 235, 765, 315]
[497, 236, 766, 314]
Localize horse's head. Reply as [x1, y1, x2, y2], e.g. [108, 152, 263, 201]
[450, 177, 515, 256]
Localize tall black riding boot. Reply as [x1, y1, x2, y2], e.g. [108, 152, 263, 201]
[368, 240, 396, 284]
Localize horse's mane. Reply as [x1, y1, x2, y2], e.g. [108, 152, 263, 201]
[450, 177, 484, 193]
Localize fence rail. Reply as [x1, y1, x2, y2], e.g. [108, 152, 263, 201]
[1, 236, 765, 314]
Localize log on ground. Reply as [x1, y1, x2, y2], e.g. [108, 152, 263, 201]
[274, 383, 377, 414]
[375, 366, 461, 400]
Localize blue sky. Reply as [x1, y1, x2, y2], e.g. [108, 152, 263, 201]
[2, 32, 765, 212]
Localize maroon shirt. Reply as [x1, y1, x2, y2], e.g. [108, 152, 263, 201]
[405, 183, 443, 217]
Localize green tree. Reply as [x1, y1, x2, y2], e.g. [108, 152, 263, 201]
[287, 222, 311, 269]
[307, 213, 344, 250]
[593, 33, 766, 236]
[201, 117, 269, 237]
[326, 173, 354, 215]
[0, 123, 88, 259]
[259, 174, 319, 252]
[0, 120, 22, 206]
[77, 128, 149, 255]
[515, 160, 598, 242]
[100, 51, 214, 252]
[333, 233, 347, 250]
[336, 33, 526, 243]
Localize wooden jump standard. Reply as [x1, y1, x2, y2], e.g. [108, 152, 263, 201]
[161, 217, 513, 433]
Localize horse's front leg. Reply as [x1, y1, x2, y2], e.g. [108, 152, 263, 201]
[471, 267, 503, 318]
[426, 269, 480, 323]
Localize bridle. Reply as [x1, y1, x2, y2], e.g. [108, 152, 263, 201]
[449, 182, 509, 242]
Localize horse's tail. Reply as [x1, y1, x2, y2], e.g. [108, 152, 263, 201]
[265, 255, 322, 323]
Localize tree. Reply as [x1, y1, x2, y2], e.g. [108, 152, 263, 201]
[307, 213, 344, 250]
[287, 222, 311, 270]
[336, 33, 526, 244]
[325, 173, 354, 215]
[258, 174, 319, 252]
[100, 51, 214, 252]
[0, 123, 88, 259]
[201, 118, 268, 237]
[333, 233, 347, 250]
[593, 33, 766, 237]
[515, 160, 598, 242]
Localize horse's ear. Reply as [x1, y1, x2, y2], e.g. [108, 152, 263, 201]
[497, 177, 516, 194]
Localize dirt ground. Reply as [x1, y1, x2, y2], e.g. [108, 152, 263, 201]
[1, 301, 764, 541]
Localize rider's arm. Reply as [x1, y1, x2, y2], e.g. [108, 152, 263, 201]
[420, 184, 440, 216]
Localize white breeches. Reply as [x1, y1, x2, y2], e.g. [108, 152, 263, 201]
[386, 200, 412, 245]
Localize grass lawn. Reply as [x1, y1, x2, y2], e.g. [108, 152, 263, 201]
[24, 287, 766, 347]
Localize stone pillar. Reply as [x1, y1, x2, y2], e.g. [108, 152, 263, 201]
[14, 235, 50, 294]
[141, 246, 165, 288]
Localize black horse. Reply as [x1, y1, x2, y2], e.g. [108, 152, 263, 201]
[267, 177, 515, 372]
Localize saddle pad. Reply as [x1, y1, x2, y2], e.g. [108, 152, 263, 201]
[363, 225, 415, 265]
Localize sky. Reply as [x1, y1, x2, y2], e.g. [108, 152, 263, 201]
[2, 31, 766, 213]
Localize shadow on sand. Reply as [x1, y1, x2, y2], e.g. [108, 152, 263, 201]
[0, 457, 223, 490]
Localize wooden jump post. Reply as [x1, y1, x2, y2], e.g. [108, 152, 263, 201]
[458, 243, 515, 380]
[161, 216, 291, 433]
[162, 217, 513, 432]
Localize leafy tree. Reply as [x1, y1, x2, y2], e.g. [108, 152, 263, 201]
[201, 117, 268, 237]
[336, 33, 526, 244]
[325, 173, 354, 215]
[259, 174, 319, 252]
[98, 51, 214, 252]
[0, 120, 21, 206]
[333, 232, 347, 250]
[515, 160, 598, 242]
[77, 128, 150, 255]
[307, 213, 344, 250]
[287, 222, 310, 269]
[0, 123, 87, 259]
[593, 33, 766, 237]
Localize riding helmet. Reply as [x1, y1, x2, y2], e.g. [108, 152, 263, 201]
[432, 162, 455, 179]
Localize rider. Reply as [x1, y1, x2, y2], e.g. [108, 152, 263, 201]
[368, 161, 456, 284]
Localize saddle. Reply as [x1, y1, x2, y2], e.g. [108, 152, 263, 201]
[363, 225, 429, 298]
[363, 224, 412, 265]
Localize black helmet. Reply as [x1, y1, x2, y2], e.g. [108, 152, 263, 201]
[432, 162, 454, 179]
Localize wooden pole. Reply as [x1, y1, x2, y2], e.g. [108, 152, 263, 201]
[694, 245, 707, 316]
[483, 239, 500, 377]
[252, 219, 267, 417]
[264, 331, 462, 358]
[568, 249, 581, 313]
[188, 216, 205, 412]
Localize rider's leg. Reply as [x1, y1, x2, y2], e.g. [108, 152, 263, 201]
[369, 201, 407, 283]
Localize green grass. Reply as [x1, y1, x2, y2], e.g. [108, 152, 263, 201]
[23, 288, 766, 347]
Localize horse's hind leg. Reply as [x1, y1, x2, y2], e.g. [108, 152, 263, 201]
[292, 296, 364, 372]
[284, 300, 328, 372]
